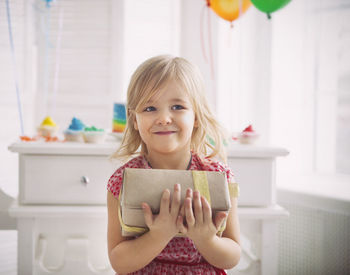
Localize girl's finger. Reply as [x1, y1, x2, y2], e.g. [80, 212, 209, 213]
[193, 191, 203, 224]
[142, 203, 153, 228]
[177, 215, 187, 234]
[201, 196, 212, 224]
[186, 188, 193, 199]
[159, 189, 170, 215]
[214, 211, 227, 231]
[179, 188, 192, 218]
[170, 184, 181, 217]
[179, 204, 185, 218]
[185, 197, 195, 227]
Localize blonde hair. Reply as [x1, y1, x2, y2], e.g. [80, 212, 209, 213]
[111, 55, 228, 162]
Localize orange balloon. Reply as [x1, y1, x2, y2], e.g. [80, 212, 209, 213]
[210, 0, 252, 22]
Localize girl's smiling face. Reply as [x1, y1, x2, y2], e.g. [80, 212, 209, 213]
[133, 80, 197, 156]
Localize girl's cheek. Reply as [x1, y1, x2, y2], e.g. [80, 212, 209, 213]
[183, 115, 196, 125]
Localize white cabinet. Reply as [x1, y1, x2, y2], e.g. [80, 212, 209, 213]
[9, 142, 118, 275]
[9, 142, 288, 275]
[227, 145, 289, 206]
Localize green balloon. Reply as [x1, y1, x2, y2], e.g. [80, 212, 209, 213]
[251, 0, 292, 19]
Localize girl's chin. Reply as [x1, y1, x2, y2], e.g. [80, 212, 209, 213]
[153, 148, 178, 154]
[146, 141, 191, 155]
[149, 146, 183, 155]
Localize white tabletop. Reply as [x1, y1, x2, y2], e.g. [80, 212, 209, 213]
[8, 141, 289, 158]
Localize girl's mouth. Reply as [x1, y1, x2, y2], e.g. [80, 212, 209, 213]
[154, 131, 176, 135]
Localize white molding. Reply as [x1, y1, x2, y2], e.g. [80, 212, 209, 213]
[314, 8, 340, 173]
[179, 0, 219, 111]
[170, 0, 181, 56]
[110, 0, 124, 103]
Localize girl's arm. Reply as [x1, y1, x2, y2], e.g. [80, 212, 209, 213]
[194, 195, 241, 269]
[107, 184, 182, 274]
[178, 189, 241, 270]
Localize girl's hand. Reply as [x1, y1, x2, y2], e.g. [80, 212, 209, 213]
[142, 183, 182, 242]
[178, 189, 227, 244]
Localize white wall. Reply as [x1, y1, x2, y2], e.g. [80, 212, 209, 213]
[270, 0, 350, 181]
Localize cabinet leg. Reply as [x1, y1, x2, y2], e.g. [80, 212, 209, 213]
[261, 220, 278, 275]
[17, 218, 35, 275]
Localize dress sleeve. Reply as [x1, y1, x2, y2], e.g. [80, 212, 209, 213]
[107, 166, 125, 199]
[221, 163, 240, 198]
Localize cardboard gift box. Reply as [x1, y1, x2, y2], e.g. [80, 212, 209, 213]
[119, 168, 232, 237]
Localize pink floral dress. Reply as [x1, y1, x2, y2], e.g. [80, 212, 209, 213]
[107, 153, 236, 275]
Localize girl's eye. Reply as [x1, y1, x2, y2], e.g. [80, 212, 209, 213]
[172, 105, 185, 110]
[143, 106, 156, 112]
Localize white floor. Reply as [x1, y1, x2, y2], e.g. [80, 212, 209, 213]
[0, 230, 17, 275]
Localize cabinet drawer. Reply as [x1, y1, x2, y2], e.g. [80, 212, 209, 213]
[19, 155, 118, 205]
[228, 158, 275, 206]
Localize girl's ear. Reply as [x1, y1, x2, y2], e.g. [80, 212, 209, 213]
[128, 108, 139, 130]
[133, 114, 139, 131]
[133, 118, 138, 131]
[194, 116, 199, 128]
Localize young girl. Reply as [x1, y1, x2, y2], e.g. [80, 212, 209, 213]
[107, 55, 241, 275]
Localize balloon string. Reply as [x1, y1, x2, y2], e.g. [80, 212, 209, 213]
[200, 4, 208, 63]
[239, 0, 242, 18]
[207, 4, 215, 80]
[227, 23, 232, 49]
[5, 0, 24, 136]
[43, 6, 51, 117]
[52, 7, 64, 118]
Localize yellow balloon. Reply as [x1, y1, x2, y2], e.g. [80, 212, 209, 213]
[210, 0, 252, 22]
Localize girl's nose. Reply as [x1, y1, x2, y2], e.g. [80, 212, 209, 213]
[156, 110, 172, 125]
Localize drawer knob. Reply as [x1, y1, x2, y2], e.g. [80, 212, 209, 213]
[81, 176, 90, 185]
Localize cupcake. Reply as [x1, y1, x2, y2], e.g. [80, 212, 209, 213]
[238, 125, 259, 144]
[38, 116, 59, 137]
[83, 126, 106, 144]
[64, 117, 85, 142]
